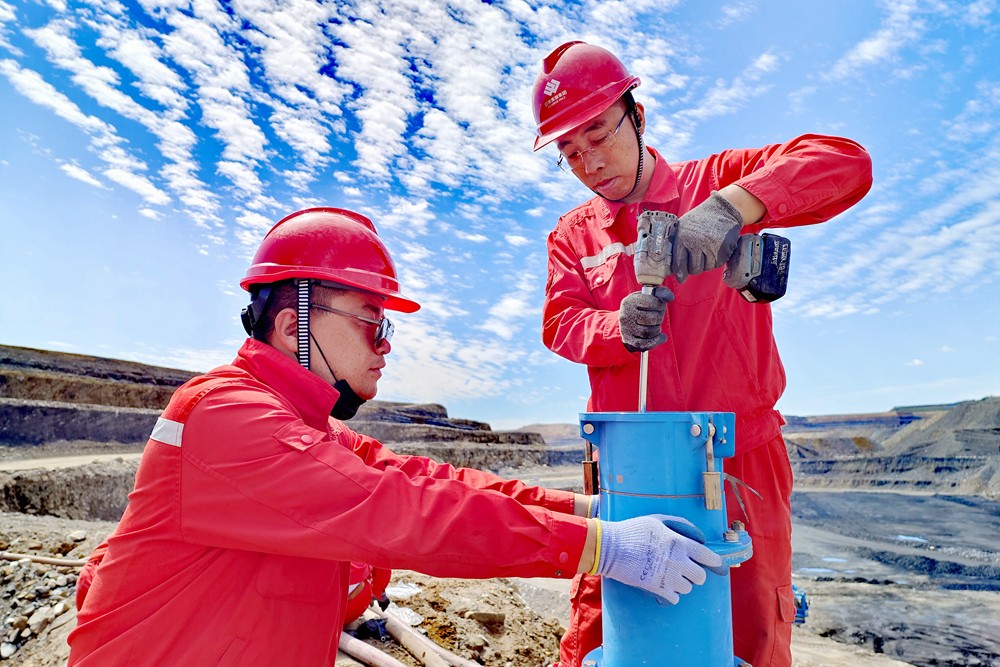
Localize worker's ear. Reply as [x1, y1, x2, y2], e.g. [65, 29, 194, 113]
[270, 307, 299, 359]
[634, 102, 646, 134]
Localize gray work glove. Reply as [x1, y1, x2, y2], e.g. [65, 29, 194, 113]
[619, 286, 674, 352]
[594, 515, 724, 604]
[672, 191, 744, 282]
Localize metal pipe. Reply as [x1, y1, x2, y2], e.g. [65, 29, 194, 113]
[637, 285, 653, 412]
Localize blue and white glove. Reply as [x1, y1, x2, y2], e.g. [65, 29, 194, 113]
[593, 515, 723, 604]
[587, 494, 600, 519]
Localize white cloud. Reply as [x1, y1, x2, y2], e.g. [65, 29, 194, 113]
[479, 292, 533, 340]
[103, 167, 169, 205]
[234, 0, 350, 186]
[455, 230, 489, 243]
[148, 4, 267, 209]
[651, 48, 780, 157]
[0, 1, 20, 54]
[25, 19, 153, 125]
[328, 12, 418, 183]
[906, 359, 924, 367]
[797, 301, 863, 318]
[96, 22, 189, 110]
[678, 51, 778, 123]
[719, 1, 757, 27]
[0, 59, 112, 134]
[123, 344, 232, 374]
[28, 12, 220, 225]
[827, 0, 926, 80]
[60, 162, 103, 187]
[958, 0, 997, 28]
[378, 315, 521, 403]
[782, 102, 1000, 319]
[945, 81, 1000, 143]
[476, 271, 539, 340]
[233, 210, 275, 249]
[0, 59, 174, 206]
[505, 234, 531, 247]
[381, 196, 435, 236]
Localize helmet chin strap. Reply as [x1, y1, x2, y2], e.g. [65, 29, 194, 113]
[296, 279, 311, 368]
[298, 279, 366, 421]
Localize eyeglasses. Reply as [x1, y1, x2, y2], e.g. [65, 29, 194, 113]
[556, 109, 630, 172]
[310, 304, 394, 346]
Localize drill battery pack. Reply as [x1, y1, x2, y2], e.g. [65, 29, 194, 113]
[724, 233, 791, 303]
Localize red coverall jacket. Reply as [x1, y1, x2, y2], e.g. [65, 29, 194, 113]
[68, 339, 587, 666]
[543, 134, 872, 667]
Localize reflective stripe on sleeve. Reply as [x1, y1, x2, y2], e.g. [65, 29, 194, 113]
[150, 417, 184, 447]
[579, 241, 637, 270]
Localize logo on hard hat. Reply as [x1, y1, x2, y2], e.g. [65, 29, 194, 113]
[543, 79, 560, 96]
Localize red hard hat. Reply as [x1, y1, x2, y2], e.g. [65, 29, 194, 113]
[240, 207, 420, 313]
[531, 41, 640, 151]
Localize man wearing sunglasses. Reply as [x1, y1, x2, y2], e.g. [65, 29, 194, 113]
[68, 207, 725, 666]
[531, 42, 874, 667]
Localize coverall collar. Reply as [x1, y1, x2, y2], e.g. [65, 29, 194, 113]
[594, 147, 679, 227]
[235, 338, 342, 429]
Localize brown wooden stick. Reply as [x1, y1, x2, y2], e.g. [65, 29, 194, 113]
[338, 631, 409, 667]
[0, 551, 86, 567]
[371, 607, 479, 667]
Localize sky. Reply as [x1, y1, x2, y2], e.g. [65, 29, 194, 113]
[1, 0, 998, 431]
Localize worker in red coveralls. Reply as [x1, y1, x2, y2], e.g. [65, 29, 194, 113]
[68, 207, 726, 666]
[530, 42, 873, 667]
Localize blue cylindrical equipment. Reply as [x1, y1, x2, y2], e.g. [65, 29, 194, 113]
[579, 411, 752, 667]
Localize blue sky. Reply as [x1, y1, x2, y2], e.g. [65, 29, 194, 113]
[1, 0, 998, 430]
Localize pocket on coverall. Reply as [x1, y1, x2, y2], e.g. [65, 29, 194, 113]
[583, 251, 633, 301]
[776, 583, 796, 623]
[216, 637, 248, 667]
[254, 555, 338, 603]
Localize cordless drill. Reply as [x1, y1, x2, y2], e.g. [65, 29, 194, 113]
[631, 211, 792, 410]
[633, 211, 792, 304]
[633, 211, 678, 412]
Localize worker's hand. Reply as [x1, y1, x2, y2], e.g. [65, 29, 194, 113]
[594, 515, 723, 604]
[672, 191, 743, 282]
[619, 286, 673, 352]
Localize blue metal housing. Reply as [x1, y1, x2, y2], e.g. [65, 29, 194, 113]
[579, 412, 752, 667]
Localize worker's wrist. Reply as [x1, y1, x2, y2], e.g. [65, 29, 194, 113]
[718, 184, 766, 226]
[577, 518, 599, 574]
